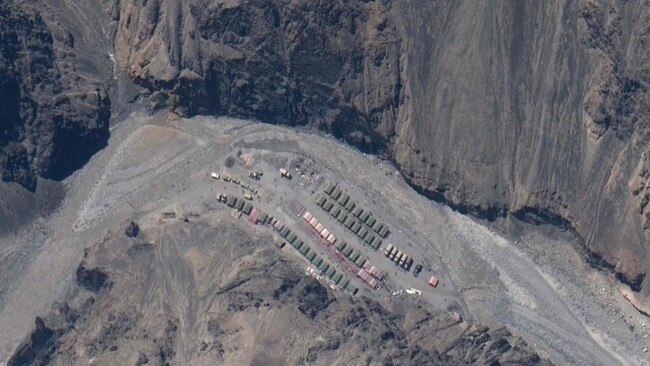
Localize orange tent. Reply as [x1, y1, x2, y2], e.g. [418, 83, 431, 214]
[428, 276, 439, 287]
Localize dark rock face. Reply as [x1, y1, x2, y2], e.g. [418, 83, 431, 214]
[0, 1, 110, 191]
[76, 264, 110, 293]
[7, 317, 57, 366]
[113, 0, 401, 152]
[125, 221, 140, 238]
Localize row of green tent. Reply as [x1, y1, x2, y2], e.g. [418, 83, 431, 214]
[280, 226, 358, 295]
[316, 196, 382, 250]
[226, 196, 253, 215]
[335, 241, 368, 268]
[322, 184, 390, 239]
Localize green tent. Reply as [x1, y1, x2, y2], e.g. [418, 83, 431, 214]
[325, 183, 336, 195]
[345, 200, 356, 211]
[345, 283, 358, 295]
[354, 256, 367, 267]
[338, 278, 350, 289]
[326, 267, 336, 278]
[236, 199, 245, 211]
[280, 227, 290, 238]
[336, 241, 347, 251]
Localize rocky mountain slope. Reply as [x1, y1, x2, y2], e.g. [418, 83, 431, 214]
[0, 0, 648, 298]
[8, 219, 548, 365]
[102, 0, 650, 297]
[0, 1, 111, 190]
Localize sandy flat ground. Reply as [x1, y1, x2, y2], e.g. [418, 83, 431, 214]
[0, 112, 648, 365]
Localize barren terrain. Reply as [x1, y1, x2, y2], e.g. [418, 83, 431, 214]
[1, 113, 648, 365]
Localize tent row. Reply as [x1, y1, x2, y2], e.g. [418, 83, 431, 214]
[249, 207, 270, 225]
[278, 222, 357, 295]
[323, 183, 390, 239]
[321, 262, 358, 295]
[362, 261, 384, 281]
[384, 243, 413, 270]
[224, 195, 253, 215]
[357, 268, 379, 289]
[316, 196, 382, 250]
[334, 241, 368, 268]
[302, 211, 337, 244]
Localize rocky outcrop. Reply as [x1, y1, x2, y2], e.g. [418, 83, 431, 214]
[0, 1, 111, 191]
[9, 222, 549, 365]
[103, 0, 649, 297]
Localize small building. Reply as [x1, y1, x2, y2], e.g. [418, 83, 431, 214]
[302, 212, 314, 222]
[315, 223, 325, 233]
[211, 172, 220, 179]
[326, 234, 337, 244]
[428, 276, 439, 287]
[161, 212, 176, 220]
[244, 193, 253, 200]
[309, 217, 319, 227]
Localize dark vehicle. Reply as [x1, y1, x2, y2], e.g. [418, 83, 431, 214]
[413, 264, 423, 277]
